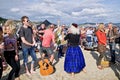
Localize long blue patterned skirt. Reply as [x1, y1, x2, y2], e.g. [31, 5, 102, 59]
[64, 46, 86, 73]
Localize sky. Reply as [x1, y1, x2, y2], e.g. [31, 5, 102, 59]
[0, 0, 120, 25]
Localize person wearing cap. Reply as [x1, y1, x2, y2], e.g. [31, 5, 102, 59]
[64, 23, 86, 77]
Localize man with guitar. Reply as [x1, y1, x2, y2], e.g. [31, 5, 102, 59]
[38, 24, 56, 76]
[39, 24, 56, 65]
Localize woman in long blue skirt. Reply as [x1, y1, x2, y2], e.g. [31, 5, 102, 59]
[64, 23, 86, 76]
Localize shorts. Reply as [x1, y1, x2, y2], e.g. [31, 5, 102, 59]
[40, 47, 54, 55]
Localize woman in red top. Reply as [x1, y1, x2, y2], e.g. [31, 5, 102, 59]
[96, 23, 107, 69]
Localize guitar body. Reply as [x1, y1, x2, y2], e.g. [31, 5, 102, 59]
[39, 59, 54, 76]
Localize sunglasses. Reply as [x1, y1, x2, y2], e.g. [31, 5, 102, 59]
[24, 19, 29, 22]
[27, 20, 29, 22]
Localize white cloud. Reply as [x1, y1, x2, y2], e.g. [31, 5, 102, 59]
[0, 0, 120, 24]
[10, 8, 20, 12]
[72, 8, 106, 16]
[95, 13, 108, 17]
[82, 8, 106, 14]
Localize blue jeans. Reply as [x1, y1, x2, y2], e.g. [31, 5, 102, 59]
[86, 36, 93, 48]
[109, 42, 116, 62]
[58, 45, 64, 57]
[22, 47, 37, 66]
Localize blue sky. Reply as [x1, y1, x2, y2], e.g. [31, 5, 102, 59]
[0, 0, 120, 25]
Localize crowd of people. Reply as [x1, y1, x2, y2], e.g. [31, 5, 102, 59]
[0, 16, 120, 80]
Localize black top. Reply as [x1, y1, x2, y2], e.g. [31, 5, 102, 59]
[64, 33, 80, 46]
[38, 28, 45, 36]
[19, 26, 33, 48]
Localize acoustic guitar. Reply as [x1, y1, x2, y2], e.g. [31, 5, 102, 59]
[39, 58, 54, 76]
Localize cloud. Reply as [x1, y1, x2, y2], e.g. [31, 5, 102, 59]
[0, 0, 120, 24]
[10, 8, 20, 12]
[72, 8, 107, 16]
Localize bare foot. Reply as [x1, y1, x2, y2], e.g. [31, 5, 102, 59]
[82, 68, 87, 73]
[15, 77, 20, 80]
[30, 70, 36, 74]
[97, 65, 103, 70]
[71, 72, 75, 77]
[26, 71, 31, 76]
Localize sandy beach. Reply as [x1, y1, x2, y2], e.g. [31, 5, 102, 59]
[1, 46, 120, 80]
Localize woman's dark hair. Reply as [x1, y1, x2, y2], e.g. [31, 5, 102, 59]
[0, 27, 3, 32]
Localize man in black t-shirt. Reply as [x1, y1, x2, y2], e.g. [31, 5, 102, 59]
[19, 16, 37, 75]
